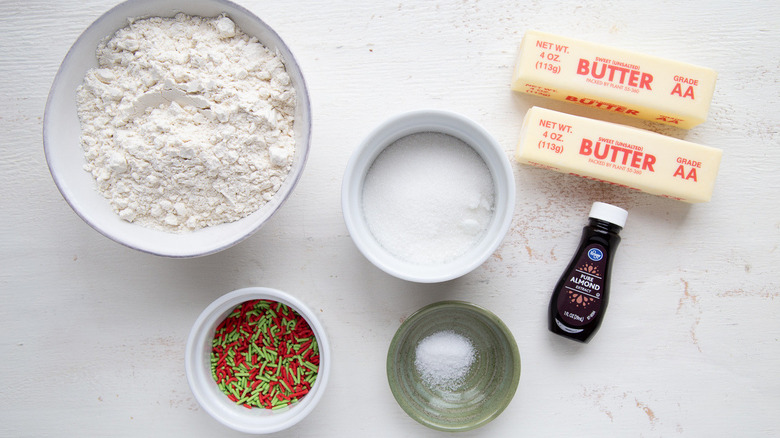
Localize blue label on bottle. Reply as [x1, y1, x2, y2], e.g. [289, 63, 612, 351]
[587, 248, 603, 261]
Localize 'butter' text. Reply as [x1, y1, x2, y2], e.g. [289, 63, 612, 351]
[577, 59, 653, 90]
[579, 138, 656, 171]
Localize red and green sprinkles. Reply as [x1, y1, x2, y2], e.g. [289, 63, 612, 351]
[211, 299, 320, 409]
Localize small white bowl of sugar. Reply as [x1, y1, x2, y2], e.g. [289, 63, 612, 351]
[342, 110, 515, 283]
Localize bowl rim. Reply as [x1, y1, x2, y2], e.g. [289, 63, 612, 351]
[43, 0, 312, 258]
[341, 109, 516, 283]
[386, 300, 521, 432]
[184, 286, 330, 434]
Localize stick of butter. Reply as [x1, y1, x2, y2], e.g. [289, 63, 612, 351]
[516, 107, 722, 203]
[511, 30, 717, 129]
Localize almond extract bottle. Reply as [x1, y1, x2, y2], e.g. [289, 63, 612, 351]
[549, 202, 628, 343]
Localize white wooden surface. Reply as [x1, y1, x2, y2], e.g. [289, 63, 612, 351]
[1, 0, 779, 436]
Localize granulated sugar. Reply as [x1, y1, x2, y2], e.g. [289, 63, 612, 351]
[361, 132, 494, 264]
[414, 330, 476, 390]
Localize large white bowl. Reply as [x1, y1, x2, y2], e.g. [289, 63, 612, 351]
[43, 0, 311, 257]
[185, 287, 330, 434]
[341, 110, 516, 283]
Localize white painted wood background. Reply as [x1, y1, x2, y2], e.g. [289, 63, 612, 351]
[1, 0, 778, 436]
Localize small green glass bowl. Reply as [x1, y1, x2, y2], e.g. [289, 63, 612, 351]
[387, 301, 521, 432]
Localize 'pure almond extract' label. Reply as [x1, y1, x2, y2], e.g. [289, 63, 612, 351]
[556, 244, 607, 327]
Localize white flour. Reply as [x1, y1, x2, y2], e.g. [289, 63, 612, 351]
[76, 14, 296, 232]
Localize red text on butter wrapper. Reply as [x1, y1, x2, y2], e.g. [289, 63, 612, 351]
[578, 138, 656, 171]
[576, 58, 654, 90]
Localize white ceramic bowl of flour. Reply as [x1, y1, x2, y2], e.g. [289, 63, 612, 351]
[43, 0, 311, 257]
[342, 110, 515, 283]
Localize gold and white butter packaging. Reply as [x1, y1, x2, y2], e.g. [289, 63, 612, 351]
[512, 30, 718, 129]
[516, 107, 722, 203]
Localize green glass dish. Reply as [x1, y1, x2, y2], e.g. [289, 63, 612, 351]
[387, 301, 521, 432]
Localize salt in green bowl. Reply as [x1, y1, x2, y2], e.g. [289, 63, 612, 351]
[387, 301, 521, 432]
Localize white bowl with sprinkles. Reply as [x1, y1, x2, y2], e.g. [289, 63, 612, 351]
[342, 110, 516, 283]
[185, 287, 331, 434]
[44, 0, 311, 257]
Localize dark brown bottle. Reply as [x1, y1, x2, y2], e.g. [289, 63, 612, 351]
[548, 202, 627, 343]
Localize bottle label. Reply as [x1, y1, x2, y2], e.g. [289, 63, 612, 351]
[556, 243, 606, 327]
